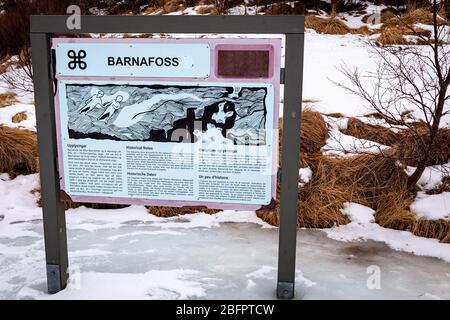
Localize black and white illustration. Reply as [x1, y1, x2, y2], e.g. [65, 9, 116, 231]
[65, 83, 268, 145]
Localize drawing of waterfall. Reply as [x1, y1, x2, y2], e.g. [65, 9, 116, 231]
[65, 83, 268, 145]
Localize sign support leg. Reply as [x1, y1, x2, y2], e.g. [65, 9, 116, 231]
[276, 32, 304, 300]
[30, 32, 69, 294]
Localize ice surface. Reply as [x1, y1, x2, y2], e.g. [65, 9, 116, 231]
[1, 204, 450, 299]
[327, 202, 450, 263]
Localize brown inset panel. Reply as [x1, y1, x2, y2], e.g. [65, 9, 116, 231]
[217, 50, 270, 78]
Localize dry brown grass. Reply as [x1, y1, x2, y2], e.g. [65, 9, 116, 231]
[427, 176, 450, 195]
[0, 61, 8, 74]
[341, 117, 400, 146]
[401, 8, 448, 26]
[326, 112, 345, 118]
[257, 153, 414, 229]
[0, 125, 38, 178]
[39, 183, 130, 209]
[147, 206, 220, 217]
[377, 24, 434, 45]
[381, 9, 448, 34]
[305, 15, 351, 35]
[278, 109, 329, 166]
[62, 201, 129, 210]
[375, 186, 450, 243]
[351, 25, 373, 35]
[23, 99, 447, 241]
[380, 7, 399, 23]
[138, 108, 450, 242]
[304, 16, 370, 35]
[374, 189, 416, 230]
[300, 110, 329, 154]
[412, 219, 450, 243]
[143, 1, 184, 14]
[257, 155, 355, 228]
[362, 7, 399, 24]
[143, 6, 160, 14]
[11, 111, 27, 123]
[322, 18, 351, 35]
[412, 27, 432, 38]
[0, 54, 14, 74]
[377, 26, 408, 45]
[138, 33, 153, 38]
[393, 127, 450, 166]
[163, 0, 183, 13]
[375, 7, 447, 45]
[35, 189, 129, 210]
[302, 98, 320, 104]
[258, 148, 450, 243]
[263, 2, 303, 15]
[257, 154, 404, 228]
[0, 91, 18, 108]
[196, 5, 218, 15]
[305, 15, 328, 32]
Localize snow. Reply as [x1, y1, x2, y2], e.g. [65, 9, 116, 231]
[1, 173, 450, 298]
[1, 5, 449, 299]
[322, 116, 389, 156]
[0, 165, 449, 300]
[356, 116, 404, 132]
[107, 230, 184, 241]
[299, 167, 312, 186]
[303, 33, 377, 116]
[338, 14, 365, 29]
[18, 269, 207, 300]
[69, 249, 113, 258]
[405, 161, 450, 191]
[411, 192, 450, 221]
[341, 202, 375, 224]
[0, 174, 41, 239]
[327, 202, 450, 263]
[246, 265, 275, 279]
[227, 5, 262, 16]
[0, 104, 36, 131]
[414, 23, 450, 42]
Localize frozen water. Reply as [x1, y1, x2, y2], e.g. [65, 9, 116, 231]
[1, 216, 450, 300]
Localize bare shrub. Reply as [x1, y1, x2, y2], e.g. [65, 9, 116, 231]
[335, 0, 450, 191]
[210, 0, 241, 14]
[341, 117, 401, 146]
[1, 47, 33, 93]
[263, 2, 304, 14]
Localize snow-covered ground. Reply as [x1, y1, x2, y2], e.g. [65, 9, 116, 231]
[303, 32, 378, 116]
[1, 175, 450, 299]
[0, 130, 449, 299]
[0, 19, 449, 299]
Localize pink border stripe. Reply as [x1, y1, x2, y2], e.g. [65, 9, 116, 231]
[53, 37, 282, 210]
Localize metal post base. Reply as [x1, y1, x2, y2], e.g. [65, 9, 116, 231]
[277, 281, 295, 300]
[46, 264, 66, 294]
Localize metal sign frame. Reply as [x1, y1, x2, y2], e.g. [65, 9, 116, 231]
[30, 15, 304, 299]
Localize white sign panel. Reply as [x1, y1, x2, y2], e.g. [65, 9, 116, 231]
[57, 80, 275, 206]
[54, 42, 211, 78]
